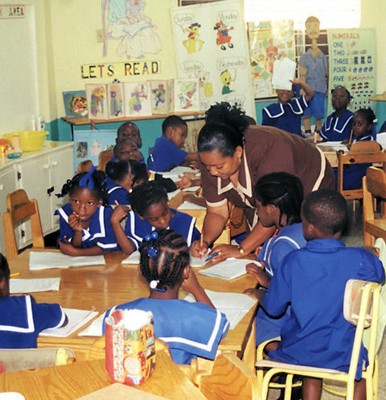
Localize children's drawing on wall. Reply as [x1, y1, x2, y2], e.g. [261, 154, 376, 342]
[298, 16, 328, 135]
[123, 82, 152, 116]
[183, 22, 204, 54]
[247, 20, 295, 98]
[174, 79, 200, 112]
[62, 91, 88, 118]
[86, 84, 108, 119]
[220, 70, 234, 94]
[107, 81, 124, 118]
[102, 0, 161, 58]
[214, 20, 234, 50]
[149, 80, 173, 114]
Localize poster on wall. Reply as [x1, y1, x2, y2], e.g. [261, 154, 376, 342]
[328, 29, 376, 112]
[171, 0, 256, 119]
[247, 20, 296, 99]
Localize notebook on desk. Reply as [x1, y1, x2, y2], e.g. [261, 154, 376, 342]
[199, 258, 252, 280]
[10, 278, 61, 293]
[29, 252, 106, 270]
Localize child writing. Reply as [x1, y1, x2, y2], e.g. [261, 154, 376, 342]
[256, 189, 385, 400]
[243, 172, 306, 353]
[55, 167, 120, 256]
[262, 78, 314, 136]
[147, 115, 199, 172]
[105, 159, 148, 206]
[110, 181, 200, 255]
[0, 253, 67, 348]
[103, 229, 229, 365]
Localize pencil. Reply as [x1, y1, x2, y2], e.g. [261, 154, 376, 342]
[10, 272, 20, 278]
[115, 200, 119, 206]
[348, 129, 353, 147]
[200, 229, 204, 259]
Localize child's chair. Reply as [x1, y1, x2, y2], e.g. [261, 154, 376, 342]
[363, 166, 386, 246]
[255, 279, 382, 400]
[2, 189, 44, 261]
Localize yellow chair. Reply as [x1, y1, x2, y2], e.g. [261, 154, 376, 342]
[363, 166, 386, 246]
[255, 280, 382, 400]
[337, 141, 386, 208]
[2, 189, 44, 261]
[199, 353, 259, 400]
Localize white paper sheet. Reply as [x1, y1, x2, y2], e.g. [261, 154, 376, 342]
[10, 278, 61, 294]
[271, 57, 296, 90]
[160, 166, 200, 180]
[184, 290, 257, 329]
[121, 251, 140, 264]
[78, 313, 106, 337]
[190, 255, 208, 268]
[317, 142, 348, 152]
[29, 252, 106, 270]
[177, 201, 206, 210]
[199, 258, 253, 280]
[40, 308, 99, 337]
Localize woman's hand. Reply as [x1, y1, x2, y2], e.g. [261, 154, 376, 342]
[207, 244, 246, 262]
[190, 240, 210, 258]
[176, 175, 192, 189]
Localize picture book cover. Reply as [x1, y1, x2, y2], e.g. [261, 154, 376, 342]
[173, 78, 200, 113]
[86, 84, 108, 119]
[62, 90, 88, 118]
[107, 81, 124, 119]
[149, 79, 173, 115]
[123, 82, 152, 117]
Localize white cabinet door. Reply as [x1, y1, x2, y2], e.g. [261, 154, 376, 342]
[0, 165, 18, 253]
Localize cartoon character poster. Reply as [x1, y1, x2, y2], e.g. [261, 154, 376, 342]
[247, 20, 296, 99]
[102, 0, 162, 59]
[171, 1, 256, 119]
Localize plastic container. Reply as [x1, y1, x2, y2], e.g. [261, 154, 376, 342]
[3, 131, 48, 152]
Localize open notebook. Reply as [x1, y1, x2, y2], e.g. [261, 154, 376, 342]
[199, 258, 256, 280]
[29, 252, 106, 270]
[10, 278, 61, 293]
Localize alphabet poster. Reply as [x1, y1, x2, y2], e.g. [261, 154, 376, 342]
[328, 28, 376, 112]
[171, 1, 256, 119]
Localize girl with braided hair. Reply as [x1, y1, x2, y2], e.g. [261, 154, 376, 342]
[103, 229, 229, 365]
[55, 167, 120, 256]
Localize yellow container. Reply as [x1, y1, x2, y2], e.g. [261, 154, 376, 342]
[3, 131, 48, 152]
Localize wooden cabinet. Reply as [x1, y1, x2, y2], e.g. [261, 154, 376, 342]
[0, 142, 74, 253]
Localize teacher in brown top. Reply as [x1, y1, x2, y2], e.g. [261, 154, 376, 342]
[191, 102, 335, 260]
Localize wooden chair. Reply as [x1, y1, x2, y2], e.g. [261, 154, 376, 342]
[97, 149, 113, 171]
[363, 166, 386, 246]
[2, 189, 44, 261]
[337, 141, 386, 207]
[255, 280, 382, 400]
[199, 353, 259, 400]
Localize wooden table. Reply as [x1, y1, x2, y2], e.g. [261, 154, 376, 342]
[9, 249, 257, 362]
[0, 348, 206, 400]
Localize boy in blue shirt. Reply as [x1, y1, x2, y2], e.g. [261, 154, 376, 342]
[147, 115, 198, 172]
[256, 189, 385, 400]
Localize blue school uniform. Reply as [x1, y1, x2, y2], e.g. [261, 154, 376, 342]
[0, 295, 66, 348]
[262, 239, 385, 379]
[103, 298, 230, 364]
[55, 203, 120, 251]
[319, 110, 354, 142]
[147, 136, 187, 172]
[255, 223, 306, 345]
[262, 96, 308, 136]
[105, 177, 130, 206]
[124, 209, 200, 249]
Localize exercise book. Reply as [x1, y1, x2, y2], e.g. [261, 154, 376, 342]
[198, 258, 254, 280]
[29, 252, 106, 270]
[10, 278, 60, 293]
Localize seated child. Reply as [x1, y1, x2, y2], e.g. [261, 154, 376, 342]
[112, 138, 143, 163]
[262, 78, 314, 136]
[319, 86, 353, 142]
[337, 108, 380, 190]
[116, 121, 142, 148]
[0, 253, 67, 348]
[110, 181, 200, 255]
[105, 160, 148, 206]
[55, 167, 120, 256]
[147, 115, 199, 172]
[257, 189, 385, 399]
[243, 172, 306, 351]
[103, 229, 229, 364]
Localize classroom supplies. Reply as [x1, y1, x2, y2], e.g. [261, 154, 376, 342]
[40, 308, 99, 338]
[199, 258, 253, 280]
[10, 278, 61, 294]
[29, 252, 106, 270]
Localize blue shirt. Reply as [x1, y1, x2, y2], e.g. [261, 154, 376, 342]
[103, 298, 229, 364]
[0, 295, 66, 348]
[319, 110, 354, 142]
[124, 208, 200, 249]
[147, 136, 187, 172]
[262, 96, 309, 136]
[263, 239, 385, 378]
[55, 203, 120, 251]
[105, 177, 131, 206]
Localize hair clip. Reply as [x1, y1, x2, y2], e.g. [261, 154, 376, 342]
[149, 280, 166, 292]
[79, 166, 97, 189]
[145, 231, 158, 258]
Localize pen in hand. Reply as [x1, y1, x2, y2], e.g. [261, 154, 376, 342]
[204, 251, 220, 263]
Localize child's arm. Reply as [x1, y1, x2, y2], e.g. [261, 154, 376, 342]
[67, 213, 84, 248]
[182, 269, 215, 308]
[246, 262, 271, 288]
[292, 78, 314, 102]
[110, 206, 136, 255]
[59, 240, 104, 256]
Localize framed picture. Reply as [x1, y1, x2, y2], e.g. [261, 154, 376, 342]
[62, 90, 88, 118]
[86, 84, 108, 119]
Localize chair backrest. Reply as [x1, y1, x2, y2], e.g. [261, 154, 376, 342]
[199, 353, 259, 400]
[337, 141, 386, 201]
[98, 149, 113, 171]
[343, 279, 381, 384]
[2, 189, 44, 261]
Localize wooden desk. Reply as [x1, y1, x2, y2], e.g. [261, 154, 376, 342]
[9, 250, 257, 362]
[0, 349, 206, 400]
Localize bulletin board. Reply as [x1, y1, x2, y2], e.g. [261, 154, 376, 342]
[171, 0, 256, 119]
[328, 28, 376, 112]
